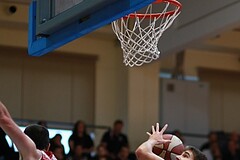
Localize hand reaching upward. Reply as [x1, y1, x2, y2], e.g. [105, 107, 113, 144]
[147, 123, 171, 146]
[136, 123, 207, 160]
[135, 123, 171, 160]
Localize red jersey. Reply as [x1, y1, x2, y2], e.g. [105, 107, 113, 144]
[40, 151, 57, 160]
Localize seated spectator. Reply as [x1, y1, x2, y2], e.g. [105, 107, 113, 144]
[116, 145, 136, 160]
[52, 146, 66, 160]
[68, 120, 94, 159]
[50, 133, 66, 157]
[100, 120, 129, 159]
[222, 139, 240, 160]
[91, 144, 112, 160]
[229, 131, 240, 148]
[200, 131, 218, 151]
[67, 144, 88, 160]
[202, 141, 222, 160]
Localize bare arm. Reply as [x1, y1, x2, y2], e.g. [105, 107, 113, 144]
[135, 123, 171, 160]
[0, 101, 41, 159]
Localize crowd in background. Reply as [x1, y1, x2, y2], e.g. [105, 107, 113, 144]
[200, 130, 240, 160]
[0, 119, 240, 160]
[169, 129, 240, 160]
[0, 119, 135, 160]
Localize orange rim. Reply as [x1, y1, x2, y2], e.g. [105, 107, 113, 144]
[127, 0, 182, 18]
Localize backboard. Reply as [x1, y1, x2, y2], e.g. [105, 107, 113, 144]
[28, 0, 156, 56]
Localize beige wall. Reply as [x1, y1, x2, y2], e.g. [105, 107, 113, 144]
[199, 69, 240, 132]
[0, 48, 97, 123]
[128, 62, 161, 149]
[184, 49, 240, 76]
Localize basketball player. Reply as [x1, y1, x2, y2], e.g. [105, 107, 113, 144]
[0, 101, 56, 160]
[135, 123, 207, 160]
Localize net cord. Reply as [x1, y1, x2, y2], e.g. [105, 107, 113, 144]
[112, 1, 181, 67]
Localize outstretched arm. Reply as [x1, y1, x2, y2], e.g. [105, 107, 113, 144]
[135, 123, 171, 160]
[0, 101, 41, 159]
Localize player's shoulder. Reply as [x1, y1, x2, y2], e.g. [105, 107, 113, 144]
[19, 149, 42, 160]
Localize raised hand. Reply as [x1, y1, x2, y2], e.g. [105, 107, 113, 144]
[147, 123, 171, 145]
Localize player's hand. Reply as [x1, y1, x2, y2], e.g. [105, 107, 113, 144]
[146, 123, 171, 145]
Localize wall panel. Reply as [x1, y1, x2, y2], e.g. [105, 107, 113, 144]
[0, 47, 96, 124]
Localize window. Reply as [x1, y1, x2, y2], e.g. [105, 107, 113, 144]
[6, 126, 72, 154]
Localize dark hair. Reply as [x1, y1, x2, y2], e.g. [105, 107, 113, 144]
[53, 133, 62, 139]
[24, 124, 49, 150]
[184, 146, 207, 160]
[72, 120, 87, 136]
[37, 120, 48, 127]
[114, 119, 123, 126]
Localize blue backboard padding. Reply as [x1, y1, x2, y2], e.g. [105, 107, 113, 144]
[28, 0, 155, 56]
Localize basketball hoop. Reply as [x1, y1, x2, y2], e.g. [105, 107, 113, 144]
[112, 0, 182, 67]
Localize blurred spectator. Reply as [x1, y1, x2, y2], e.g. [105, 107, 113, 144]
[67, 144, 88, 160]
[91, 144, 112, 160]
[100, 119, 129, 159]
[52, 146, 66, 160]
[200, 131, 218, 151]
[229, 131, 240, 147]
[202, 141, 222, 160]
[50, 133, 66, 157]
[116, 145, 136, 160]
[222, 139, 240, 160]
[68, 120, 94, 159]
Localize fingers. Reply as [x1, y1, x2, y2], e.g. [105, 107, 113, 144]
[151, 125, 155, 133]
[167, 140, 172, 143]
[163, 139, 172, 143]
[148, 123, 169, 135]
[160, 124, 168, 133]
[156, 123, 159, 132]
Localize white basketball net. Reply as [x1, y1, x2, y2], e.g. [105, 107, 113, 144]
[112, 1, 181, 67]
